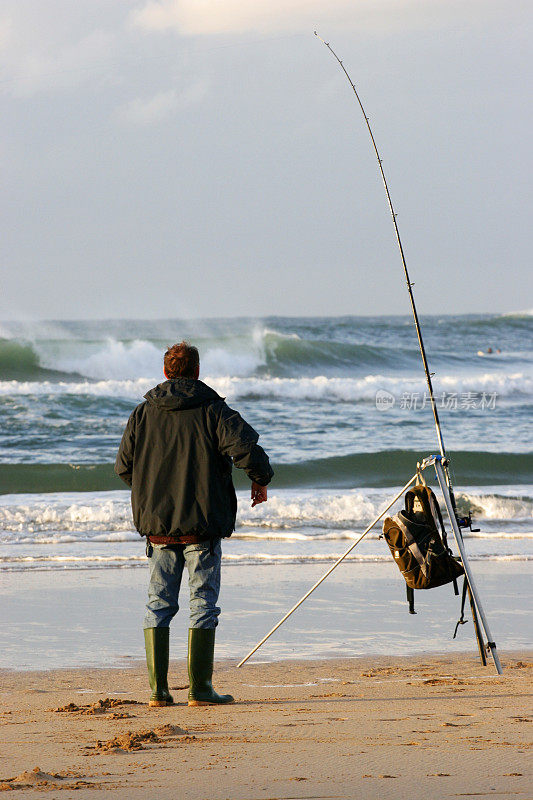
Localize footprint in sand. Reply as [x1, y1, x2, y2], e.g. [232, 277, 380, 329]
[106, 711, 135, 719]
[0, 766, 96, 791]
[442, 721, 471, 727]
[85, 724, 191, 754]
[362, 774, 398, 779]
[52, 697, 141, 715]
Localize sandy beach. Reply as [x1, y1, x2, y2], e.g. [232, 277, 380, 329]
[1, 651, 531, 799]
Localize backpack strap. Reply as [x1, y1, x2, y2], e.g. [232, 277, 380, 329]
[405, 485, 439, 531]
[405, 485, 460, 596]
[427, 487, 447, 543]
[425, 486, 460, 596]
[453, 575, 469, 638]
[406, 584, 416, 615]
[393, 514, 429, 578]
[404, 488, 416, 516]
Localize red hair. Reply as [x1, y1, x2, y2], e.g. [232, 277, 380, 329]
[164, 341, 199, 379]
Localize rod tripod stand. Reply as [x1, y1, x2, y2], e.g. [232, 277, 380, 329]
[237, 454, 503, 675]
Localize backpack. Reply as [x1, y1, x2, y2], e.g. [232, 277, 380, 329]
[382, 484, 464, 611]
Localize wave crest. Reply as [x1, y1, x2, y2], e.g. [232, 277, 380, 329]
[0, 451, 531, 494]
[0, 371, 531, 403]
[1, 486, 531, 539]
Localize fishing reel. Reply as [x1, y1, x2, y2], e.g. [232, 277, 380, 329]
[457, 511, 480, 532]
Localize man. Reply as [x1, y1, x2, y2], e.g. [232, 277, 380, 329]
[115, 341, 273, 706]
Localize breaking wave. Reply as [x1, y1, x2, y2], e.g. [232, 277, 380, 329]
[0, 331, 419, 383]
[0, 371, 531, 402]
[0, 486, 531, 541]
[0, 338, 77, 381]
[499, 309, 533, 319]
[0, 313, 531, 388]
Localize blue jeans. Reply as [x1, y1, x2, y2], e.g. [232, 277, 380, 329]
[143, 540, 222, 629]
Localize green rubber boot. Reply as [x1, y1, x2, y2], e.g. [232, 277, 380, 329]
[187, 628, 234, 706]
[144, 627, 174, 707]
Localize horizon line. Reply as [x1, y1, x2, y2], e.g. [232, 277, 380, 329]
[1, 309, 529, 325]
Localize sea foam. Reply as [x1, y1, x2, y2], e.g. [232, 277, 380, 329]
[0, 371, 531, 401]
[1, 487, 531, 542]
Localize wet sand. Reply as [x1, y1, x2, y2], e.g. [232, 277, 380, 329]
[2, 560, 531, 670]
[1, 652, 531, 799]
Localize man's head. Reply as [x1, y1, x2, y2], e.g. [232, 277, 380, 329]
[163, 341, 200, 380]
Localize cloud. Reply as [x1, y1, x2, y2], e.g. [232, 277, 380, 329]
[116, 89, 178, 124]
[131, 0, 493, 36]
[15, 30, 117, 97]
[115, 80, 208, 125]
[0, 7, 120, 98]
[0, 2, 145, 98]
[0, 13, 13, 50]
[132, 0, 381, 35]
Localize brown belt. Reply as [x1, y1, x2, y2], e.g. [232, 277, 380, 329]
[148, 534, 204, 546]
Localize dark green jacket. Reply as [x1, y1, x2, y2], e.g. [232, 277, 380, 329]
[115, 378, 273, 540]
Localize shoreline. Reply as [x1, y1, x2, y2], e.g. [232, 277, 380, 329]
[2, 646, 530, 677]
[1, 652, 531, 799]
[1, 560, 530, 671]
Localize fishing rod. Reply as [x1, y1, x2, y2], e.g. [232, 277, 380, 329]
[313, 32, 460, 504]
[237, 37, 497, 670]
[313, 34, 489, 662]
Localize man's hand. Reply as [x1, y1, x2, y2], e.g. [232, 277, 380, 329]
[251, 482, 267, 507]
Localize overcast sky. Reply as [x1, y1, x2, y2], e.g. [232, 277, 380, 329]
[1, 1, 531, 319]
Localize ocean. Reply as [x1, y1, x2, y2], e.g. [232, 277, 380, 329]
[0, 312, 531, 576]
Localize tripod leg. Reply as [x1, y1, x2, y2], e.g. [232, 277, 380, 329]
[237, 474, 420, 668]
[467, 581, 487, 666]
[434, 459, 503, 674]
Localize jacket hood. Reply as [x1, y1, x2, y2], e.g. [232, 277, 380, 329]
[144, 379, 223, 410]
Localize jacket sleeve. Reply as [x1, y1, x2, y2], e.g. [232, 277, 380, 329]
[215, 403, 274, 486]
[115, 409, 136, 487]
